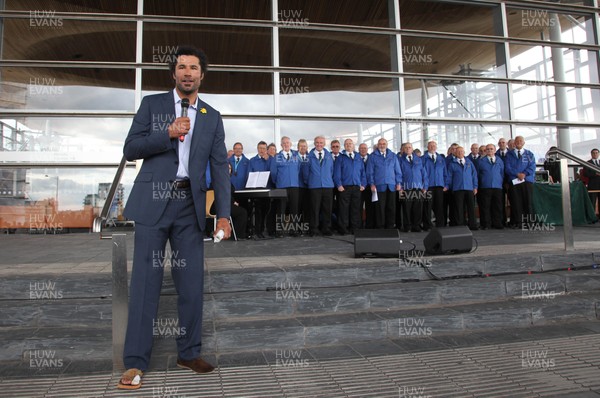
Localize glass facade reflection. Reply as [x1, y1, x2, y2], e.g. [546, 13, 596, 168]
[0, 0, 598, 230]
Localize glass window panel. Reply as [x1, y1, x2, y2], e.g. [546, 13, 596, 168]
[506, 8, 595, 45]
[279, 74, 399, 116]
[222, 119, 275, 157]
[142, 70, 273, 115]
[278, 0, 389, 27]
[402, 37, 505, 78]
[2, 18, 136, 62]
[143, 23, 271, 66]
[406, 123, 511, 157]
[280, 120, 401, 153]
[0, 165, 136, 230]
[405, 79, 510, 121]
[400, 1, 498, 36]
[279, 30, 393, 71]
[0, 117, 131, 164]
[144, 0, 271, 20]
[510, 44, 599, 84]
[5, 0, 136, 13]
[0, 67, 135, 111]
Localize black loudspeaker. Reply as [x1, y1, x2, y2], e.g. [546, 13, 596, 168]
[423, 226, 473, 255]
[354, 229, 401, 258]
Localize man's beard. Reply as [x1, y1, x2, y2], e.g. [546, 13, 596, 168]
[177, 81, 199, 95]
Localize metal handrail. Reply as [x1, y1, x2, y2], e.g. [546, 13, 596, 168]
[545, 148, 600, 175]
[92, 155, 129, 233]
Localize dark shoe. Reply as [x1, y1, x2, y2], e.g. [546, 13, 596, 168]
[322, 229, 333, 236]
[177, 357, 215, 374]
[411, 228, 422, 233]
[493, 225, 504, 230]
[338, 229, 347, 236]
[469, 226, 479, 231]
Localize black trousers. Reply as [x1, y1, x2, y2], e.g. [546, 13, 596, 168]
[275, 187, 299, 233]
[445, 189, 456, 226]
[509, 181, 533, 227]
[453, 190, 477, 228]
[309, 188, 333, 233]
[374, 189, 396, 229]
[478, 188, 503, 228]
[231, 204, 248, 239]
[252, 198, 269, 235]
[423, 186, 445, 229]
[298, 187, 311, 227]
[401, 189, 423, 231]
[337, 185, 361, 232]
[361, 189, 375, 228]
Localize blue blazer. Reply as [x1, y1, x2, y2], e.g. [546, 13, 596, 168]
[228, 154, 250, 190]
[123, 92, 230, 228]
[270, 150, 301, 188]
[445, 158, 478, 191]
[398, 153, 428, 190]
[298, 153, 310, 188]
[504, 148, 536, 183]
[333, 151, 366, 188]
[478, 156, 505, 189]
[304, 148, 335, 189]
[248, 155, 274, 188]
[421, 152, 446, 188]
[366, 149, 402, 192]
[466, 154, 481, 170]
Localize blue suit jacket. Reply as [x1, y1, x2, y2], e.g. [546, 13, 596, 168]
[366, 149, 402, 191]
[398, 153, 428, 190]
[123, 92, 230, 228]
[229, 154, 250, 190]
[304, 148, 335, 189]
[270, 150, 301, 188]
[445, 158, 478, 191]
[298, 153, 310, 188]
[478, 156, 505, 189]
[333, 151, 366, 188]
[466, 154, 481, 170]
[421, 152, 446, 188]
[504, 148, 536, 183]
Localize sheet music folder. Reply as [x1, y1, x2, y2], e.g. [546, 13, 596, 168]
[245, 171, 270, 189]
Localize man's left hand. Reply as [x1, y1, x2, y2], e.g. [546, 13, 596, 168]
[216, 218, 232, 240]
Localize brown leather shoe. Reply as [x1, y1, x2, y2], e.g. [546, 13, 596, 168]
[176, 357, 215, 373]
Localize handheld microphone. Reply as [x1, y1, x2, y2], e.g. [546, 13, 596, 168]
[179, 98, 190, 142]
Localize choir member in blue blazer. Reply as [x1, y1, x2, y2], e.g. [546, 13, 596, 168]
[270, 136, 301, 236]
[334, 139, 366, 235]
[478, 144, 505, 229]
[495, 138, 510, 226]
[466, 143, 482, 170]
[229, 142, 250, 190]
[248, 141, 273, 238]
[398, 143, 428, 232]
[297, 139, 311, 234]
[422, 141, 446, 230]
[445, 143, 459, 226]
[503, 136, 536, 228]
[366, 138, 403, 229]
[303, 136, 335, 236]
[444, 146, 479, 230]
[358, 143, 375, 229]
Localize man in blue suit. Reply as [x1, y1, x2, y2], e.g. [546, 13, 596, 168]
[333, 139, 366, 235]
[248, 141, 272, 238]
[504, 136, 536, 228]
[229, 142, 250, 190]
[119, 45, 231, 389]
[478, 144, 505, 229]
[398, 142, 428, 232]
[444, 146, 478, 230]
[270, 136, 301, 236]
[422, 141, 446, 230]
[366, 138, 402, 229]
[304, 135, 335, 236]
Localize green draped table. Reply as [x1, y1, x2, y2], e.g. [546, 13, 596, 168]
[532, 181, 597, 226]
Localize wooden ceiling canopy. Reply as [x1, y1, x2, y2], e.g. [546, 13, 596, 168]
[2, 0, 579, 97]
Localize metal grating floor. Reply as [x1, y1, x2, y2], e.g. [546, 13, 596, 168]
[2, 334, 600, 398]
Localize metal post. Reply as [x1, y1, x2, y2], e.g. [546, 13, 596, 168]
[111, 233, 128, 371]
[559, 159, 574, 251]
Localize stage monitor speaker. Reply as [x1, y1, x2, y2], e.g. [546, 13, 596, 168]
[354, 229, 401, 258]
[423, 226, 472, 255]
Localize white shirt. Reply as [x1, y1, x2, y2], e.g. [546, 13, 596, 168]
[174, 89, 198, 179]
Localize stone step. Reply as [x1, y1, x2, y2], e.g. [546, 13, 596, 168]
[2, 292, 598, 376]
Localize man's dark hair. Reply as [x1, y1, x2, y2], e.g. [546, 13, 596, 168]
[257, 141, 267, 147]
[169, 45, 209, 76]
[592, 148, 599, 153]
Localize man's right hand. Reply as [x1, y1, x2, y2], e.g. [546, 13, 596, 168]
[168, 117, 191, 140]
